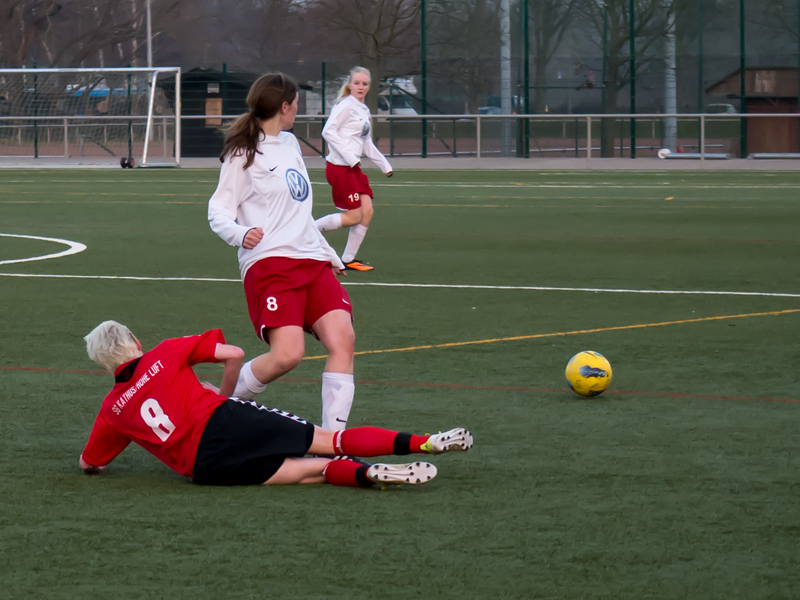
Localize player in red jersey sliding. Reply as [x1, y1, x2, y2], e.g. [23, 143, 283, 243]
[79, 321, 473, 487]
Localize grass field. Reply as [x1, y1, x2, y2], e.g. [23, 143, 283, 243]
[1, 167, 799, 599]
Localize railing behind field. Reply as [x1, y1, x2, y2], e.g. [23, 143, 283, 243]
[3, 113, 800, 162]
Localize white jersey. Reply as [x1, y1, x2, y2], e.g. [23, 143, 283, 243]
[208, 131, 344, 279]
[323, 95, 392, 174]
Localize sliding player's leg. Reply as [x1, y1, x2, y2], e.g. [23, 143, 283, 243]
[264, 457, 329, 484]
[308, 425, 474, 457]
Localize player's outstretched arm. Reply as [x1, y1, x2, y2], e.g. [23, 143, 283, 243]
[215, 343, 245, 397]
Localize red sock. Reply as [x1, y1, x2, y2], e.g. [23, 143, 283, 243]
[334, 427, 429, 456]
[323, 458, 374, 488]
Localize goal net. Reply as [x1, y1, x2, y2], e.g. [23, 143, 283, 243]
[0, 67, 181, 167]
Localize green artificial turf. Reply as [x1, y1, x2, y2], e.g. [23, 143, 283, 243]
[1, 168, 799, 599]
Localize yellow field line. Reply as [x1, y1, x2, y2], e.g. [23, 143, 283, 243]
[303, 308, 800, 360]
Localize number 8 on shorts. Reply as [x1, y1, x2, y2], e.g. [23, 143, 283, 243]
[266, 296, 278, 312]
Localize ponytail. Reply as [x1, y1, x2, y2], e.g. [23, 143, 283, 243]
[219, 111, 263, 169]
[219, 73, 298, 169]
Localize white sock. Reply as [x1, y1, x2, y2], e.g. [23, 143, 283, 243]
[341, 224, 368, 263]
[232, 360, 267, 399]
[315, 213, 343, 232]
[321, 372, 354, 431]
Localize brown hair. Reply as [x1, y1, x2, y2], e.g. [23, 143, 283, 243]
[219, 73, 298, 169]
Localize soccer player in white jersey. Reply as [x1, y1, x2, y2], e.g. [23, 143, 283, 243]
[314, 67, 393, 272]
[208, 73, 356, 432]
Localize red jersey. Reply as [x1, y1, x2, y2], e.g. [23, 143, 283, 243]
[82, 330, 227, 477]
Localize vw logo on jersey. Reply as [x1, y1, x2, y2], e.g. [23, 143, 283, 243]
[285, 169, 309, 202]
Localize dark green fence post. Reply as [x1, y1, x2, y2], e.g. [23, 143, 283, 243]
[629, 0, 636, 159]
[698, 0, 704, 152]
[321, 61, 326, 156]
[421, 0, 428, 158]
[127, 67, 133, 160]
[739, 0, 747, 157]
[33, 64, 39, 159]
[523, 0, 530, 158]
[222, 63, 228, 116]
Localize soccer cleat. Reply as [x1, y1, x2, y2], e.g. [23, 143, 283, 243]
[344, 260, 374, 271]
[366, 461, 437, 486]
[420, 428, 474, 454]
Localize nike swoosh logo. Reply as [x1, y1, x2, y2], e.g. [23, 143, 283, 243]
[269, 166, 278, 172]
[342, 299, 351, 305]
[335, 418, 347, 423]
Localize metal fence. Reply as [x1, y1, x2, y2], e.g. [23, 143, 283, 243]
[2, 112, 799, 164]
[186, 112, 800, 161]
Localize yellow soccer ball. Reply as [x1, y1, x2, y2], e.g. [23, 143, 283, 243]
[565, 351, 613, 397]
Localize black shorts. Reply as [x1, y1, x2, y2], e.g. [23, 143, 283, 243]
[192, 398, 315, 486]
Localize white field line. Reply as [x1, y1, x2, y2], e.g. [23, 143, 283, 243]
[3, 179, 800, 190]
[0, 271, 798, 299]
[0, 234, 87, 266]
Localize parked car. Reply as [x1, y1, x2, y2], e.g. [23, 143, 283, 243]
[377, 94, 418, 116]
[477, 106, 503, 115]
[706, 103, 737, 114]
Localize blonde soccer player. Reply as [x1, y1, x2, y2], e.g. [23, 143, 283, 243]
[314, 66, 393, 272]
[208, 73, 356, 432]
[79, 321, 473, 487]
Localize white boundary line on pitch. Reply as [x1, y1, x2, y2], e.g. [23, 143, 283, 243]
[0, 271, 798, 299]
[4, 179, 800, 190]
[0, 234, 87, 266]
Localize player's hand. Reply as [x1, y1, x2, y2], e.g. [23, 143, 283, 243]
[243, 228, 264, 250]
[80, 456, 105, 474]
[333, 267, 346, 277]
[386, 171, 393, 178]
[201, 381, 221, 394]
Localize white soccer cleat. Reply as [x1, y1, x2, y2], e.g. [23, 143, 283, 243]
[367, 461, 437, 486]
[421, 428, 474, 454]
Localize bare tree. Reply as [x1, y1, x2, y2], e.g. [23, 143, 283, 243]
[576, 0, 687, 155]
[755, 0, 797, 42]
[309, 0, 421, 114]
[530, 0, 579, 113]
[0, 0, 183, 69]
[425, 0, 500, 113]
[0, 1, 63, 67]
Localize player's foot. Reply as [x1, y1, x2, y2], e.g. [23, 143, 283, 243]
[367, 461, 437, 485]
[420, 428, 473, 454]
[344, 260, 374, 271]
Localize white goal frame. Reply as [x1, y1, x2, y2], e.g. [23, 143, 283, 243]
[0, 67, 181, 167]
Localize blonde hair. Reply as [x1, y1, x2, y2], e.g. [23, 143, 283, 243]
[335, 66, 371, 104]
[84, 320, 142, 373]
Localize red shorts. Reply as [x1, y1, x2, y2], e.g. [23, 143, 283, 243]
[243, 257, 353, 341]
[325, 161, 374, 210]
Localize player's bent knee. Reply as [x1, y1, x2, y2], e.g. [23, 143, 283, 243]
[326, 326, 355, 357]
[271, 347, 304, 373]
[342, 210, 361, 227]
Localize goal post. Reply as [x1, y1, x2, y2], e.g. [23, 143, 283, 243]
[0, 67, 181, 167]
